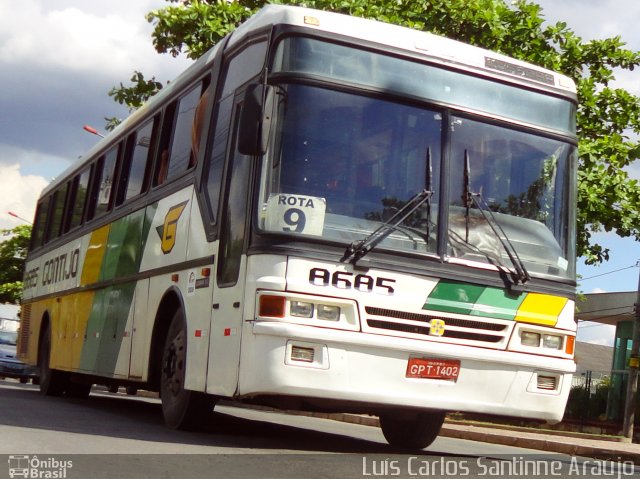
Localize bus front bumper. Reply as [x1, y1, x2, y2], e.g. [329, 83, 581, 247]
[238, 321, 575, 422]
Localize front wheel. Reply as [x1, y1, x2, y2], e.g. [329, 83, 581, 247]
[379, 410, 446, 450]
[160, 309, 215, 429]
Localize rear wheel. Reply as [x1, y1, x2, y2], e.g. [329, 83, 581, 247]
[379, 410, 446, 450]
[160, 309, 215, 429]
[66, 378, 92, 398]
[38, 322, 68, 396]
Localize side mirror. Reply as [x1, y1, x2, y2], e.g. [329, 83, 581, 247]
[238, 84, 275, 156]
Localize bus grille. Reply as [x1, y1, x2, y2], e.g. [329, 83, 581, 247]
[364, 306, 509, 346]
[18, 303, 31, 355]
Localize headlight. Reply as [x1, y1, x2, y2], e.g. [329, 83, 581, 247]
[521, 331, 541, 347]
[542, 334, 563, 350]
[317, 304, 340, 321]
[291, 301, 314, 318]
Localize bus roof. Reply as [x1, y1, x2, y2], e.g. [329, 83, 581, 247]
[229, 5, 576, 94]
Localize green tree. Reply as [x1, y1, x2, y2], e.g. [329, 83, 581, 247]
[0, 225, 31, 304]
[113, 0, 640, 264]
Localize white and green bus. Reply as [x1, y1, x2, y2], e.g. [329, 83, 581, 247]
[19, 5, 578, 449]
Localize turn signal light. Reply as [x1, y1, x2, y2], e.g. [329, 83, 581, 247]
[259, 295, 286, 318]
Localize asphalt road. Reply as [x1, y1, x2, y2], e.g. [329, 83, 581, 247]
[0, 380, 591, 479]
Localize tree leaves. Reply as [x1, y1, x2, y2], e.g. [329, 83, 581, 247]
[0, 225, 31, 304]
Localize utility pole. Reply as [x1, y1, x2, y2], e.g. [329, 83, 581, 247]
[621, 260, 640, 442]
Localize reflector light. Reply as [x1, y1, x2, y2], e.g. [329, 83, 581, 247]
[291, 346, 315, 363]
[565, 335, 576, 355]
[304, 16, 320, 26]
[259, 295, 286, 318]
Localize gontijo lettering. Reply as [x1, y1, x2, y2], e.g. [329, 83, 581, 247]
[41, 248, 80, 286]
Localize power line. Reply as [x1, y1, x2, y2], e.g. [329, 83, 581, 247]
[578, 322, 618, 329]
[577, 305, 634, 314]
[580, 264, 638, 281]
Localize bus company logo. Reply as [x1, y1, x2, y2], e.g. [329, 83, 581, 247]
[156, 201, 188, 254]
[429, 318, 446, 337]
[8, 455, 73, 478]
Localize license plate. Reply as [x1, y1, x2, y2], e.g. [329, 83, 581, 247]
[406, 357, 460, 381]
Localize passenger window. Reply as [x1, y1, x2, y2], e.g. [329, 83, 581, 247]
[69, 168, 91, 229]
[122, 119, 155, 202]
[46, 184, 68, 242]
[156, 82, 208, 185]
[91, 145, 119, 219]
[30, 199, 50, 249]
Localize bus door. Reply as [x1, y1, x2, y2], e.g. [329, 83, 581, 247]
[204, 40, 268, 396]
[206, 97, 253, 396]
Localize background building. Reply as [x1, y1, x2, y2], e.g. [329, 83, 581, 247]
[575, 292, 638, 422]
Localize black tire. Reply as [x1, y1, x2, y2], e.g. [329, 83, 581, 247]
[108, 384, 119, 393]
[160, 309, 215, 429]
[125, 386, 138, 396]
[379, 410, 446, 450]
[66, 378, 92, 398]
[19, 377, 28, 384]
[38, 322, 68, 396]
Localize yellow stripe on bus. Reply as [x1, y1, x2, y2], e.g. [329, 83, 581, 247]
[80, 225, 110, 286]
[58, 291, 96, 370]
[30, 292, 96, 371]
[514, 293, 568, 326]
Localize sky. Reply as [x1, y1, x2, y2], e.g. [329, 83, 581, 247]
[0, 0, 638, 345]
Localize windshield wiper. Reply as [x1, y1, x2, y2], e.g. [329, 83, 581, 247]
[342, 148, 435, 264]
[341, 188, 433, 264]
[463, 150, 530, 285]
[425, 147, 433, 246]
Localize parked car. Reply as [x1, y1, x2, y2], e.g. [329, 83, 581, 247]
[0, 329, 38, 383]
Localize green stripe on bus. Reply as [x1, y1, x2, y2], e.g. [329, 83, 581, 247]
[100, 210, 146, 281]
[424, 280, 527, 320]
[424, 281, 486, 315]
[469, 287, 525, 320]
[79, 282, 136, 374]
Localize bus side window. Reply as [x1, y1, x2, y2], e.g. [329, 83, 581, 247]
[205, 95, 233, 224]
[30, 198, 50, 250]
[89, 144, 120, 220]
[155, 81, 208, 186]
[119, 118, 156, 204]
[60, 179, 75, 235]
[45, 183, 69, 243]
[68, 167, 91, 230]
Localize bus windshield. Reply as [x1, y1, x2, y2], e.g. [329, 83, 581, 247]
[258, 38, 576, 281]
